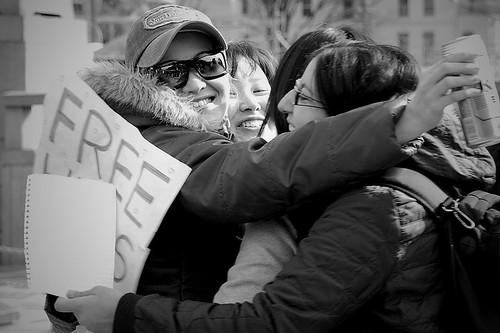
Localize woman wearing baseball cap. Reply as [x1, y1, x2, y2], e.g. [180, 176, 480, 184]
[125, 4, 231, 134]
[51, 4, 483, 333]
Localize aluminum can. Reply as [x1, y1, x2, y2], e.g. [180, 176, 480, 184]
[442, 34, 500, 148]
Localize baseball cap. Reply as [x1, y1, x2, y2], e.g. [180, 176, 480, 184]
[125, 4, 227, 69]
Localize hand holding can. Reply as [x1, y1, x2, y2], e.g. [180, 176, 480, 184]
[442, 34, 500, 148]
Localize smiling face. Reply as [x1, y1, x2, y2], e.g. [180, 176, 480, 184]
[228, 57, 271, 141]
[278, 57, 328, 131]
[160, 31, 230, 131]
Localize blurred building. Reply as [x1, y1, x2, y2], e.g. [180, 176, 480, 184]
[72, 0, 500, 75]
[0, 0, 97, 264]
[368, 0, 499, 72]
[200, 0, 500, 74]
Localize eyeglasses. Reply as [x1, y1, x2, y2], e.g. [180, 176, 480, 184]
[293, 84, 324, 109]
[147, 50, 228, 89]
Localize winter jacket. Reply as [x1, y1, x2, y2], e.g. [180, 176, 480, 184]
[79, 61, 415, 305]
[113, 103, 496, 333]
[77, 61, 460, 332]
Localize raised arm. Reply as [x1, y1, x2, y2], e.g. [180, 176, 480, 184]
[148, 99, 406, 224]
[150, 53, 480, 224]
[396, 53, 480, 142]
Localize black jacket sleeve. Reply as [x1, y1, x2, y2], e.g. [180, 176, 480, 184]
[114, 187, 401, 333]
[144, 101, 408, 224]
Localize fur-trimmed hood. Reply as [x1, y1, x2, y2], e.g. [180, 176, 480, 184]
[79, 61, 209, 131]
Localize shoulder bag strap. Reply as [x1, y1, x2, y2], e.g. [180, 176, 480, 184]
[381, 167, 449, 213]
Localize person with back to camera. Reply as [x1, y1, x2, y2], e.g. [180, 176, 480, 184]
[214, 38, 497, 328]
[55, 27, 490, 333]
[270, 42, 495, 332]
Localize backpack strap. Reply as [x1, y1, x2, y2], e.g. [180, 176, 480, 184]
[383, 168, 500, 332]
[381, 167, 460, 313]
[381, 167, 476, 229]
[381, 167, 449, 214]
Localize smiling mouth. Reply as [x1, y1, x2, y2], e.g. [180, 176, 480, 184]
[238, 119, 263, 129]
[191, 97, 215, 111]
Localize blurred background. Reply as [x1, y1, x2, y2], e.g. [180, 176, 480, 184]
[58, 0, 500, 68]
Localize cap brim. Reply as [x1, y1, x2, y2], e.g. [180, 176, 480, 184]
[136, 21, 227, 68]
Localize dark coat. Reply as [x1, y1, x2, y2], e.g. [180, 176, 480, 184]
[114, 108, 495, 333]
[78, 61, 465, 333]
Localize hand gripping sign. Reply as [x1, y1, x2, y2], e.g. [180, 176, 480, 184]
[33, 75, 191, 292]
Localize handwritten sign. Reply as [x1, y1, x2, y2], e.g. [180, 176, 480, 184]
[33, 75, 191, 292]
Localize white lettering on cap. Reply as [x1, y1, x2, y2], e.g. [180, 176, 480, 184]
[143, 6, 209, 30]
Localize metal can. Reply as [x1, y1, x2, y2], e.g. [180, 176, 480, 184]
[441, 34, 500, 148]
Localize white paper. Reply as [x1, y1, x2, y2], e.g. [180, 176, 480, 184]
[25, 174, 116, 297]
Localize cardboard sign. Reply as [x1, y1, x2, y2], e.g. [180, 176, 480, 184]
[33, 75, 191, 292]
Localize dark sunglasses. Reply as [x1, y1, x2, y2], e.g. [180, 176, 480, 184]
[147, 50, 228, 89]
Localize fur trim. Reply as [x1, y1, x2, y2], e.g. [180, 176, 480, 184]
[79, 61, 207, 131]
